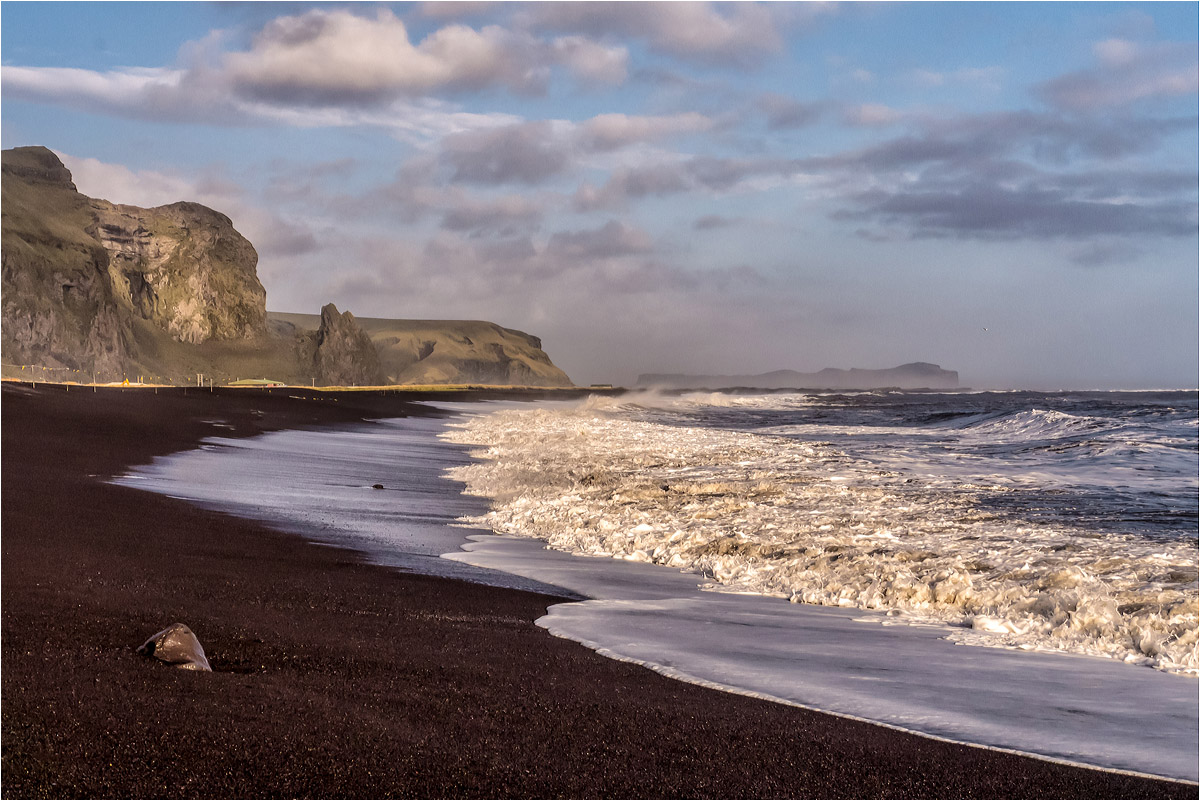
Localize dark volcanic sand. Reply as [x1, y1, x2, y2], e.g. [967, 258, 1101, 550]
[1, 382, 1192, 799]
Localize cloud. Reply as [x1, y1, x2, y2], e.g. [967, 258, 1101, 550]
[527, 2, 821, 66]
[58, 152, 324, 261]
[440, 120, 572, 184]
[438, 191, 544, 235]
[1067, 240, 1144, 267]
[546, 220, 655, 259]
[820, 111, 1194, 171]
[418, 2, 498, 20]
[908, 66, 1004, 91]
[551, 36, 629, 85]
[810, 110, 1200, 242]
[323, 220, 697, 317]
[577, 112, 714, 151]
[573, 155, 809, 210]
[2, 61, 530, 144]
[842, 103, 905, 127]
[1, 65, 246, 124]
[343, 164, 548, 237]
[693, 214, 741, 230]
[834, 184, 1198, 241]
[573, 164, 692, 210]
[2, 8, 637, 125]
[224, 8, 550, 101]
[1037, 39, 1198, 110]
[60, 153, 202, 208]
[756, 93, 825, 130]
[433, 111, 721, 187]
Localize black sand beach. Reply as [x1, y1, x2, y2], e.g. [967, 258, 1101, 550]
[1, 382, 1192, 798]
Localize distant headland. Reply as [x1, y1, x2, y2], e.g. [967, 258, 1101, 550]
[637, 362, 959, 390]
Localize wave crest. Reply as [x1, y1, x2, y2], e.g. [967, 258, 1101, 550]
[443, 405, 1199, 674]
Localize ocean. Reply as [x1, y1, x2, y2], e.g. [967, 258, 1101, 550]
[443, 390, 1199, 674]
[113, 389, 1200, 781]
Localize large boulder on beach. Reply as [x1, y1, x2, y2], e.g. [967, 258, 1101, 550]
[137, 623, 212, 671]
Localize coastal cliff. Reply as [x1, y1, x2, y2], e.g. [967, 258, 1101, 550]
[92, 199, 266, 345]
[1, 146, 572, 387]
[270, 312, 572, 387]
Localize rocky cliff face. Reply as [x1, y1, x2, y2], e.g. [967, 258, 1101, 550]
[2, 146, 573, 387]
[93, 200, 265, 345]
[312, 304, 384, 386]
[1, 147, 134, 378]
[2, 146, 266, 380]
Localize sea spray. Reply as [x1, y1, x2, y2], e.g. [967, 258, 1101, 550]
[443, 394, 1199, 674]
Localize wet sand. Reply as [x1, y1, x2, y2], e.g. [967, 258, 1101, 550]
[2, 382, 1192, 798]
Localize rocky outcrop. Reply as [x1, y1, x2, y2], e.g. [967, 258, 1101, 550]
[638, 362, 960, 390]
[312, 304, 384, 386]
[92, 200, 265, 345]
[2, 146, 266, 380]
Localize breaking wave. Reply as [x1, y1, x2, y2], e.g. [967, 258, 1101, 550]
[442, 392, 1198, 674]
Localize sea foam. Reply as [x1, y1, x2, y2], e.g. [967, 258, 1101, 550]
[442, 397, 1199, 673]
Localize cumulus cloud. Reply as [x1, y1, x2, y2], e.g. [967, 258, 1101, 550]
[61, 153, 202, 208]
[1037, 38, 1198, 110]
[224, 9, 550, 101]
[3, 7, 639, 126]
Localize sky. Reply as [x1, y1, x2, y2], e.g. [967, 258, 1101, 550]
[2, 2, 1197, 389]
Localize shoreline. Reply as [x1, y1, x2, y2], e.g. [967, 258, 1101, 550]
[2, 382, 1193, 798]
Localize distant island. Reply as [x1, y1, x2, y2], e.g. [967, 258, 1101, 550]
[0, 146, 572, 387]
[637, 362, 959, 390]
